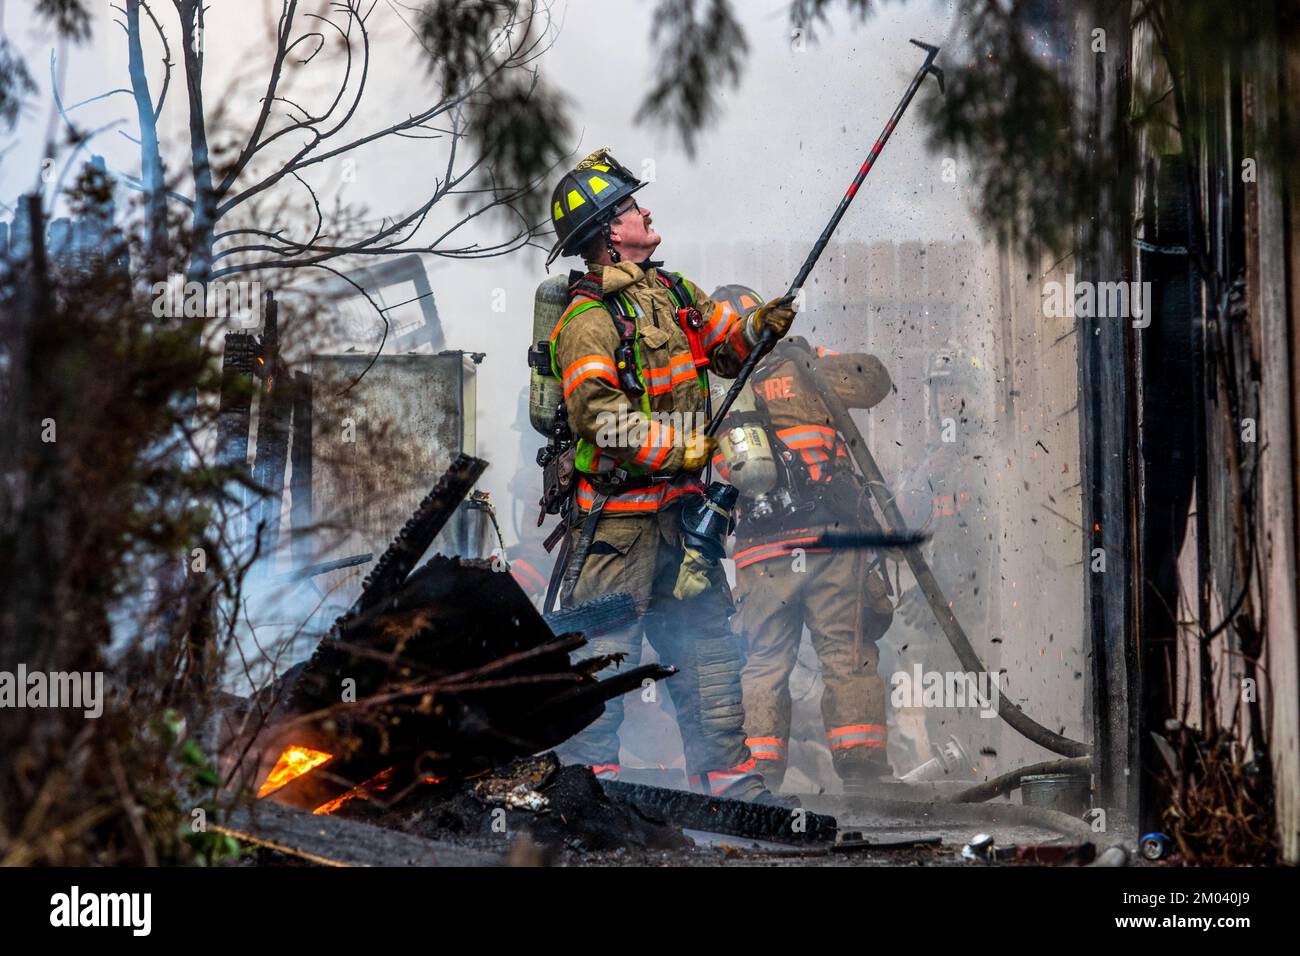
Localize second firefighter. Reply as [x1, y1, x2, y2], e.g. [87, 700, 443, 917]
[711, 284, 897, 795]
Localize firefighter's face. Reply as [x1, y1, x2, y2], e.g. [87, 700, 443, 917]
[608, 197, 660, 259]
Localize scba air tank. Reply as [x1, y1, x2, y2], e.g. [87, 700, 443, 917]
[529, 275, 570, 435]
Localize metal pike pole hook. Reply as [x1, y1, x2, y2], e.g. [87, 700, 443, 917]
[705, 39, 945, 437]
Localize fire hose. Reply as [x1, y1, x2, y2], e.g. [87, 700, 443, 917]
[945, 756, 1093, 803]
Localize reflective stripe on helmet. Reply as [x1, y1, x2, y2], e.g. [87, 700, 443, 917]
[708, 284, 765, 317]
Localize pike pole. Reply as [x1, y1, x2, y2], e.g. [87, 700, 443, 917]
[705, 39, 945, 437]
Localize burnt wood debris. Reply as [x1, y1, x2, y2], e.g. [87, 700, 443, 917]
[250, 454, 668, 805]
[234, 453, 841, 854]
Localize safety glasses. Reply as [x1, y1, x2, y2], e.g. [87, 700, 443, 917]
[611, 197, 641, 219]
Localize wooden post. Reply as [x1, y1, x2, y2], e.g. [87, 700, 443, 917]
[1073, 4, 1140, 836]
[290, 370, 314, 570]
[1253, 26, 1300, 864]
[251, 290, 292, 558]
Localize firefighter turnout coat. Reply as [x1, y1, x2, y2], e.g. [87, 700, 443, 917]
[548, 260, 765, 793]
[718, 340, 897, 786]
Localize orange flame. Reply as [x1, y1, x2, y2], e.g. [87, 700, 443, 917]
[313, 766, 399, 815]
[312, 792, 354, 816]
[312, 769, 451, 815]
[257, 745, 333, 798]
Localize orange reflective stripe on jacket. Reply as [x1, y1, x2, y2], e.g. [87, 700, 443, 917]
[776, 424, 847, 481]
[643, 353, 697, 396]
[549, 295, 604, 372]
[575, 475, 704, 514]
[733, 533, 831, 569]
[775, 423, 837, 451]
[697, 301, 732, 352]
[631, 417, 676, 469]
[727, 310, 753, 360]
[797, 444, 846, 481]
[801, 447, 829, 481]
[562, 353, 617, 399]
[826, 723, 887, 751]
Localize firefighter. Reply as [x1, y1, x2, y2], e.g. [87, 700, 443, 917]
[542, 150, 797, 801]
[710, 284, 896, 795]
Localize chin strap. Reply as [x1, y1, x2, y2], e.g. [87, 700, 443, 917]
[604, 222, 621, 264]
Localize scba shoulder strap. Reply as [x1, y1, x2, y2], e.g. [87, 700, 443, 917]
[657, 272, 713, 373]
[602, 291, 645, 397]
[550, 266, 699, 395]
[657, 270, 694, 309]
[568, 269, 603, 301]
